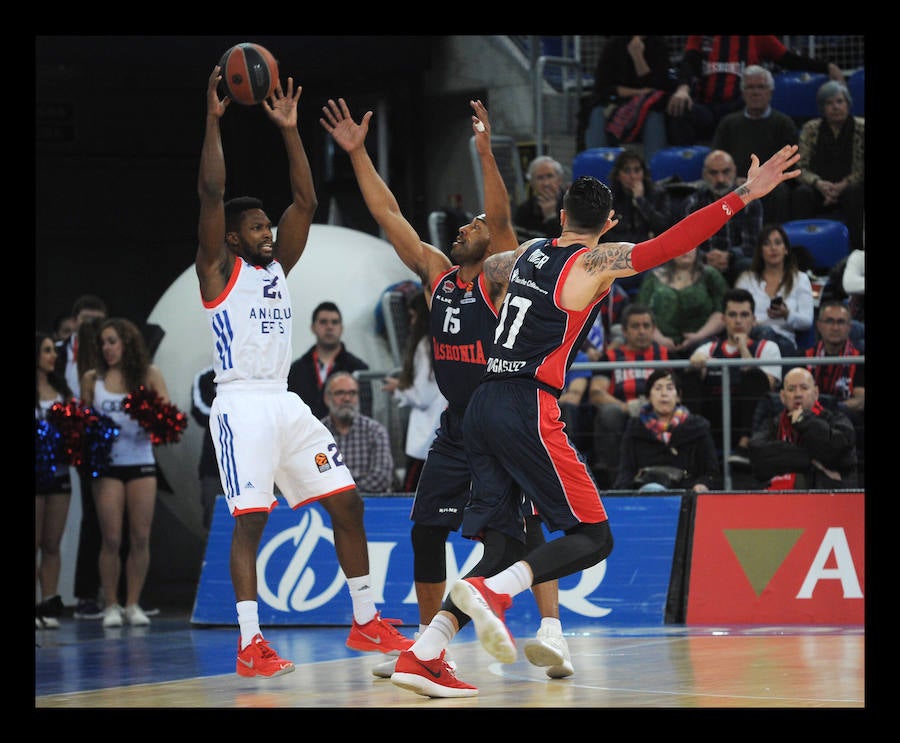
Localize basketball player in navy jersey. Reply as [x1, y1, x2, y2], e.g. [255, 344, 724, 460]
[196, 66, 412, 679]
[387, 143, 803, 697]
[321, 97, 576, 684]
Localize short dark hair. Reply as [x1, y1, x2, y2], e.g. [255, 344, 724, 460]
[621, 302, 654, 326]
[312, 300, 341, 323]
[562, 176, 613, 232]
[723, 287, 755, 313]
[646, 367, 680, 395]
[224, 196, 265, 233]
[71, 294, 107, 317]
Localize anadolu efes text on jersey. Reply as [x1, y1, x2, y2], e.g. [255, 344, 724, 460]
[204, 258, 295, 383]
[483, 240, 605, 392]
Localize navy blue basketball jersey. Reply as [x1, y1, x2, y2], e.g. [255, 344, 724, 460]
[484, 239, 607, 394]
[429, 267, 497, 410]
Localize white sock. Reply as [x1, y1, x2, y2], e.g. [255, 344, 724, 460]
[346, 575, 377, 625]
[237, 600, 261, 649]
[540, 616, 562, 634]
[411, 613, 456, 660]
[484, 561, 532, 599]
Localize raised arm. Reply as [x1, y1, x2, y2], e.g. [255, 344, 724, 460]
[565, 145, 802, 311]
[264, 77, 317, 276]
[320, 97, 450, 290]
[196, 65, 231, 303]
[470, 99, 518, 256]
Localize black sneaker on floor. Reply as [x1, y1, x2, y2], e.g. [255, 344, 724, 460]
[36, 595, 64, 629]
[74, 599, 104, 620]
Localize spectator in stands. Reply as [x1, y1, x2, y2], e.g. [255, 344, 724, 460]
[790, 80, 865, 252]
[513, 156, 565, 240]
[581, 35, 675, 163]
[190, 365, 220, 533]
[683, 287, 783, 468]
[588, 303, 670, 487]
[382, 292, 446, 493]
[614, 368, 721, 493]
[805, 299, 864, 479]
[321, 371, 394, 493]
[735, 223, 814, 356]
[288, 301, 371, 420]
[666, 35, 844, 146]
[602, 150, 675, 296]
[748, 366, 857, 489]
[712, 65, 799, 224]
[636, 246, 727, 358]
[681, 149, 763, 285]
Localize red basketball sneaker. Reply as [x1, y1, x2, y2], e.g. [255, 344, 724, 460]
[450, 576, 516, 663]
[391, 649, 478, 698]
[346, 611, 414, 654]
[236, 634, 295, 678]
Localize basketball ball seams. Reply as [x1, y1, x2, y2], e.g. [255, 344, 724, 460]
[217, 43, 279, 106]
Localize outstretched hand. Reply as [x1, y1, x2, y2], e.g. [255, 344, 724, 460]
[471, 99, 491, 154]
[320, 98, 372, 153]
[206, 66, 230, 118]
[741, 144, 801, 201]
[262, 77, 301, 128]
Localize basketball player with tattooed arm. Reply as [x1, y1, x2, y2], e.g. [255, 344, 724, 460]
[386, 143, 802, 697]
[196, 65, 412, 678]
[320, 97, 576, 681]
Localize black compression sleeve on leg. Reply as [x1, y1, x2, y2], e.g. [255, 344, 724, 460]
[411, 523, 451, 583]
[525, 514, 547, 551]
[528, 521, 613, 585]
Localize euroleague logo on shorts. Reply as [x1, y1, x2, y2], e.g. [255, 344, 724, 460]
[314, 452, 332, 472]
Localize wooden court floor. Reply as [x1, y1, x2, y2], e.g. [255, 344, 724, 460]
[34, 612, 865, 710]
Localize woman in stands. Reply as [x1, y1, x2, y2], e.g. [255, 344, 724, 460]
[735, 223, 814, 357]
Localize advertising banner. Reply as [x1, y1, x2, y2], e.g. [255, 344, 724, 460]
[191, 494, 682, 629]
[686, 492, 864, 624]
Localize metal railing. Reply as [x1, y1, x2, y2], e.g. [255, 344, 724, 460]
[358, 354, 864, 491]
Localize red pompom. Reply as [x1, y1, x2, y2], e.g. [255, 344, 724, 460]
[124, 386, 188, 445]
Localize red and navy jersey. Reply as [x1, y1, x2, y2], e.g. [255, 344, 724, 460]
[603, 343, 670, 401]
[703, 336, 772, 393]
[429, 266, 497, 410]
[483, 238, 607, 394]
[685, 35, 787, 105]
[805, 341, 863, 400]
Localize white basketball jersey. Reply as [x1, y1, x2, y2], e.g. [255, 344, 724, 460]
[203, 258, 293, 385]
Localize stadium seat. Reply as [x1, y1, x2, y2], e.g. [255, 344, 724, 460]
[848, 67, 864, 116]
[649, 145, 710, 183]
[782, 219, 850, 275]
[771, 71, 828, 121]
[572, 147, 624, 185]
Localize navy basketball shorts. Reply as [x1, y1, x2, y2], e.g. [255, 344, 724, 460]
[461, 378, 608, 542]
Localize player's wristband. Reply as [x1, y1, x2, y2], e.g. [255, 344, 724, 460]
[631, 192, 745, 272]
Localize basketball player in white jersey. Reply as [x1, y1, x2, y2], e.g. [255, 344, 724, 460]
[196, 65, 412, 678]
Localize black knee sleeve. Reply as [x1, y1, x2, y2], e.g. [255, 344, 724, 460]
[411, 523, 451, 583]
[529, 520, 614, 584]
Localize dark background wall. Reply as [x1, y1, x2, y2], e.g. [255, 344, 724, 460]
[35, 35, 435, 333]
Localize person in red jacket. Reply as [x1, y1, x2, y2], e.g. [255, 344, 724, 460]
[666, 35, 844, 145]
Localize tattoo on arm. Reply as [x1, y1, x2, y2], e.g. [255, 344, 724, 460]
[735, 184, 750, 197]
[484, 252, 516, 283]
[583, 242, 635, 275]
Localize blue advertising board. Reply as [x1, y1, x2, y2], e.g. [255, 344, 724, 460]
[192, 493, 681, 629]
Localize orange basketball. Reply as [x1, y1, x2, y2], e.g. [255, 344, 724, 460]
[217, 43, 279, 106]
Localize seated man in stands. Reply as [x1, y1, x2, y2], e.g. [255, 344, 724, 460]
[749, 366, 857, 489]
[682, 288, 782, 468]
